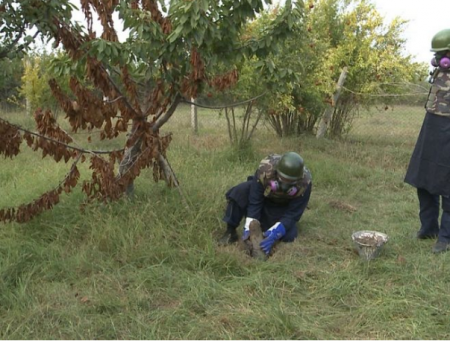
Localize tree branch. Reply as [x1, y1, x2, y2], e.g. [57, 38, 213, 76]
[152, 94, 181, 132]
[0, 117, 124, 155]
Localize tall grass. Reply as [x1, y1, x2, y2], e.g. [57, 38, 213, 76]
[1, 105, 449, 339]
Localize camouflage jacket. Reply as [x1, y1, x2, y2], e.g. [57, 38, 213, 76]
[256, 154, 312, 205]
[426, 69, 450, 116]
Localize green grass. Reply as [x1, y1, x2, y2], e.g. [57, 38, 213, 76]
[1, 105, 450, 339]
[350, 105, 424, 145]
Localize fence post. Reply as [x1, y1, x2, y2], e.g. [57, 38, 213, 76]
[316, 66, 348, 138]
[190, 97, 198, 134]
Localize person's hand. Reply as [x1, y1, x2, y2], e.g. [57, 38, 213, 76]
[242, 217, 255, 241]
[260, 222, 286, 254]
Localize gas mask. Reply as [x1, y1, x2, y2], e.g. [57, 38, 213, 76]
[268, 176, 299, 196]
[431, 52, 450, 69]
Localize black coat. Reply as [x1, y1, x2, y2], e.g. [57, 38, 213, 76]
[405, 111, 450, 195]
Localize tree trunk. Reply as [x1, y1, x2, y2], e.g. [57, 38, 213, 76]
[118, 120, 142, 197]
[117, 94, 182, 197]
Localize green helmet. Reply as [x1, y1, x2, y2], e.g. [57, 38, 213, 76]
[431, 29, 450, 52]
[277, 152, 304, 181]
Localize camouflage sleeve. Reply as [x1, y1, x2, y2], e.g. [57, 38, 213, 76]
[255, 154, 279, 185]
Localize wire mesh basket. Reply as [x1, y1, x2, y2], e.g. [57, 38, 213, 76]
[352, 230, 389, 260]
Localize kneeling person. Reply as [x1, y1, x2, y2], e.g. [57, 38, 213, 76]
[218, 152, 312, 255]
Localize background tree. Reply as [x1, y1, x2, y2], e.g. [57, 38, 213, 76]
[19, 51, 72, 115]
[208, 6, 320, 138]
[230, 0, 428, 138]
[308, 0, 428, 137]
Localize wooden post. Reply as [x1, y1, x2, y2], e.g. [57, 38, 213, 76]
[316, 66, 348, 138]
[190, 97, 198, 134]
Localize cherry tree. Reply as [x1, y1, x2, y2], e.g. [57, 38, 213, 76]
[0, 0, 303, 222]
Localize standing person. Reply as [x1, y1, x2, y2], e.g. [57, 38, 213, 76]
[405, 28, 450, 254]
[218, 151, 312, 256]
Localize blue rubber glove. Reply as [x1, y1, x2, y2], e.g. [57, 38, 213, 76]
[242, 217, 254, 241]
[260, 222, 286, 255]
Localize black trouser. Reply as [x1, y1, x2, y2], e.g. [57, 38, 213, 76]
[418, 188, 450, 242]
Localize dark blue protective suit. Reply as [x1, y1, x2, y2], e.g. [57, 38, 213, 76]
[223, 154, 312, 242]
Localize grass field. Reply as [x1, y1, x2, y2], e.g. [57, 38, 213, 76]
[1, 105, 450, 339]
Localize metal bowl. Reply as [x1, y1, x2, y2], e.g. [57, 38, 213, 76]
[352, 230, 389, 260]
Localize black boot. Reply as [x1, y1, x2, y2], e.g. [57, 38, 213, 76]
[417, 230, 438, 239]
[218, 225, 238, 245]
[432, 241, 450, 254]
